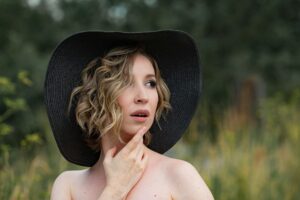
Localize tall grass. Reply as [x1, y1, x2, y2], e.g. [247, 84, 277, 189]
[1, 92, 299, 199]
[173, 91, 300, 200]
[0, 129, 81, 200]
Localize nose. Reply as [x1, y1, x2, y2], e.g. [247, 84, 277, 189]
[134, 85, 149, 104]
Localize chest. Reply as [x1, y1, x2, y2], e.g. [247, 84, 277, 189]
[71, 169, 173, 200]
[125, 170, 172, 200]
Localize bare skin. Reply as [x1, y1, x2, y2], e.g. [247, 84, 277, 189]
[51, 127, 214, 200]
[50, 54, 214, 200]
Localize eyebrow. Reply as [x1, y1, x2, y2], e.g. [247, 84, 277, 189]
[145, 74, 156, 78]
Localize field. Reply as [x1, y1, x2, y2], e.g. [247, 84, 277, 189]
[1, 92, 300, 200]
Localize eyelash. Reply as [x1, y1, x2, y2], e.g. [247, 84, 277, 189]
[146, 80, 157, 88]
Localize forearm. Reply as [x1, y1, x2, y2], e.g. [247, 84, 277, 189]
[97, 186, 126, 200]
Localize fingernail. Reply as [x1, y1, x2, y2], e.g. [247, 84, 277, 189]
[140, 127, 146, 135]
[143, 126, 147, 132]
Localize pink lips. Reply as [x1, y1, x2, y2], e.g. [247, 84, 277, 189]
[130, 109, 150, 122]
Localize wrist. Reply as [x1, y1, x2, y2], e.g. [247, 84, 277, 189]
[98, 186, 126, 200]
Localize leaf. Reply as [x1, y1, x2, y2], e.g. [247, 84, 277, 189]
[0, 76, 15, 94]
[3, 98, 27, 111]
[17, 70, 33, 86]
[0, 123, 13, 137]
[21, 133, 42, 147]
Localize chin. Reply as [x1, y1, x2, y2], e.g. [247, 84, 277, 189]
[122, 124, 150, 135]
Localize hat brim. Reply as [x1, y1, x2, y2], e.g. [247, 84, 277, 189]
[44, 30, 201, 166]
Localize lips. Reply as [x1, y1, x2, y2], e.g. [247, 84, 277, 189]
[130, 109, 150, 118]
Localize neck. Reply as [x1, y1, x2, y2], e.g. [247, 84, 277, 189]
[91, 131, 134, 170]
[89, 132, 154, 182]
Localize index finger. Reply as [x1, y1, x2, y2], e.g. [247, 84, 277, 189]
[119, 126, 147, 154]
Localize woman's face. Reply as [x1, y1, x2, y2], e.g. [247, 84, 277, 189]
[117, 54, 158, 140]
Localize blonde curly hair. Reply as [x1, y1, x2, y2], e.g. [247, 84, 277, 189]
[68, 46, 171, 152]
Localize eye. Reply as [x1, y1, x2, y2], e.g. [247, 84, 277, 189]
[145, 80, 157, 88]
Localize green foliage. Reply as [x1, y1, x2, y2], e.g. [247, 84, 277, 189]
[0, 72, 43, 160]
[0, 92, 299, 199]
[0, 0, 299, 199]
[0, 130, 81, 200]
[177, 90, 300, 200]
[0, 0, 299, 146]
[259, 90, 300, 145]
[18, 71, 33, 87]
[0, 148, 72, 200]
[0, 77, 15, 94]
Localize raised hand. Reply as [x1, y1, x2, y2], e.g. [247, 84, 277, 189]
[102, 126, 148, 199]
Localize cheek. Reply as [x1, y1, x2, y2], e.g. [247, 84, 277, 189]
[152, 92, 159, 111]
[117, 99, 127, 115]
[117, 92, 128, 108]
[117, 87, 132, 108]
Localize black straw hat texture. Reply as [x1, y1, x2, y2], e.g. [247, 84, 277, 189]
[44, 30, 202, 167]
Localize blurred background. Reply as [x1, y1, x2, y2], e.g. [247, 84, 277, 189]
[0, 0, 299, 199]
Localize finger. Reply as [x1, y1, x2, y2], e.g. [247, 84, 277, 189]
[120, 127, 147, 154]
[135, 143, 145, 160]
[128, 138, 144, 159]
[104, 146, 117, 162]
[133, 126, 147, 142]
[140, 151, 148, 168]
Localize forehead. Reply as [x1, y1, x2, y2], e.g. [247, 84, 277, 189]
[131, 54, 155, 76]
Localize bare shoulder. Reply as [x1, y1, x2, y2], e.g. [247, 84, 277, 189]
[165, 158, 214, 200]
[50, 170, 86, 200]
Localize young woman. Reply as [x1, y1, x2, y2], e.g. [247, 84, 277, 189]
[45, 30, 214, 200]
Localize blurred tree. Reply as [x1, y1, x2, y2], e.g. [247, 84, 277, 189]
[0, 72, 42, 160]
[0, 0, 56, 152]
[0, 0, 299, 146]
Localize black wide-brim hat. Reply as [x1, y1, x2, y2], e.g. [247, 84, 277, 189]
[44, 30, 202, 167]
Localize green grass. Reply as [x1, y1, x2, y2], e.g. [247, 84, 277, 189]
[1, 93, 300, 199]
[172, 93, 300, 200]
